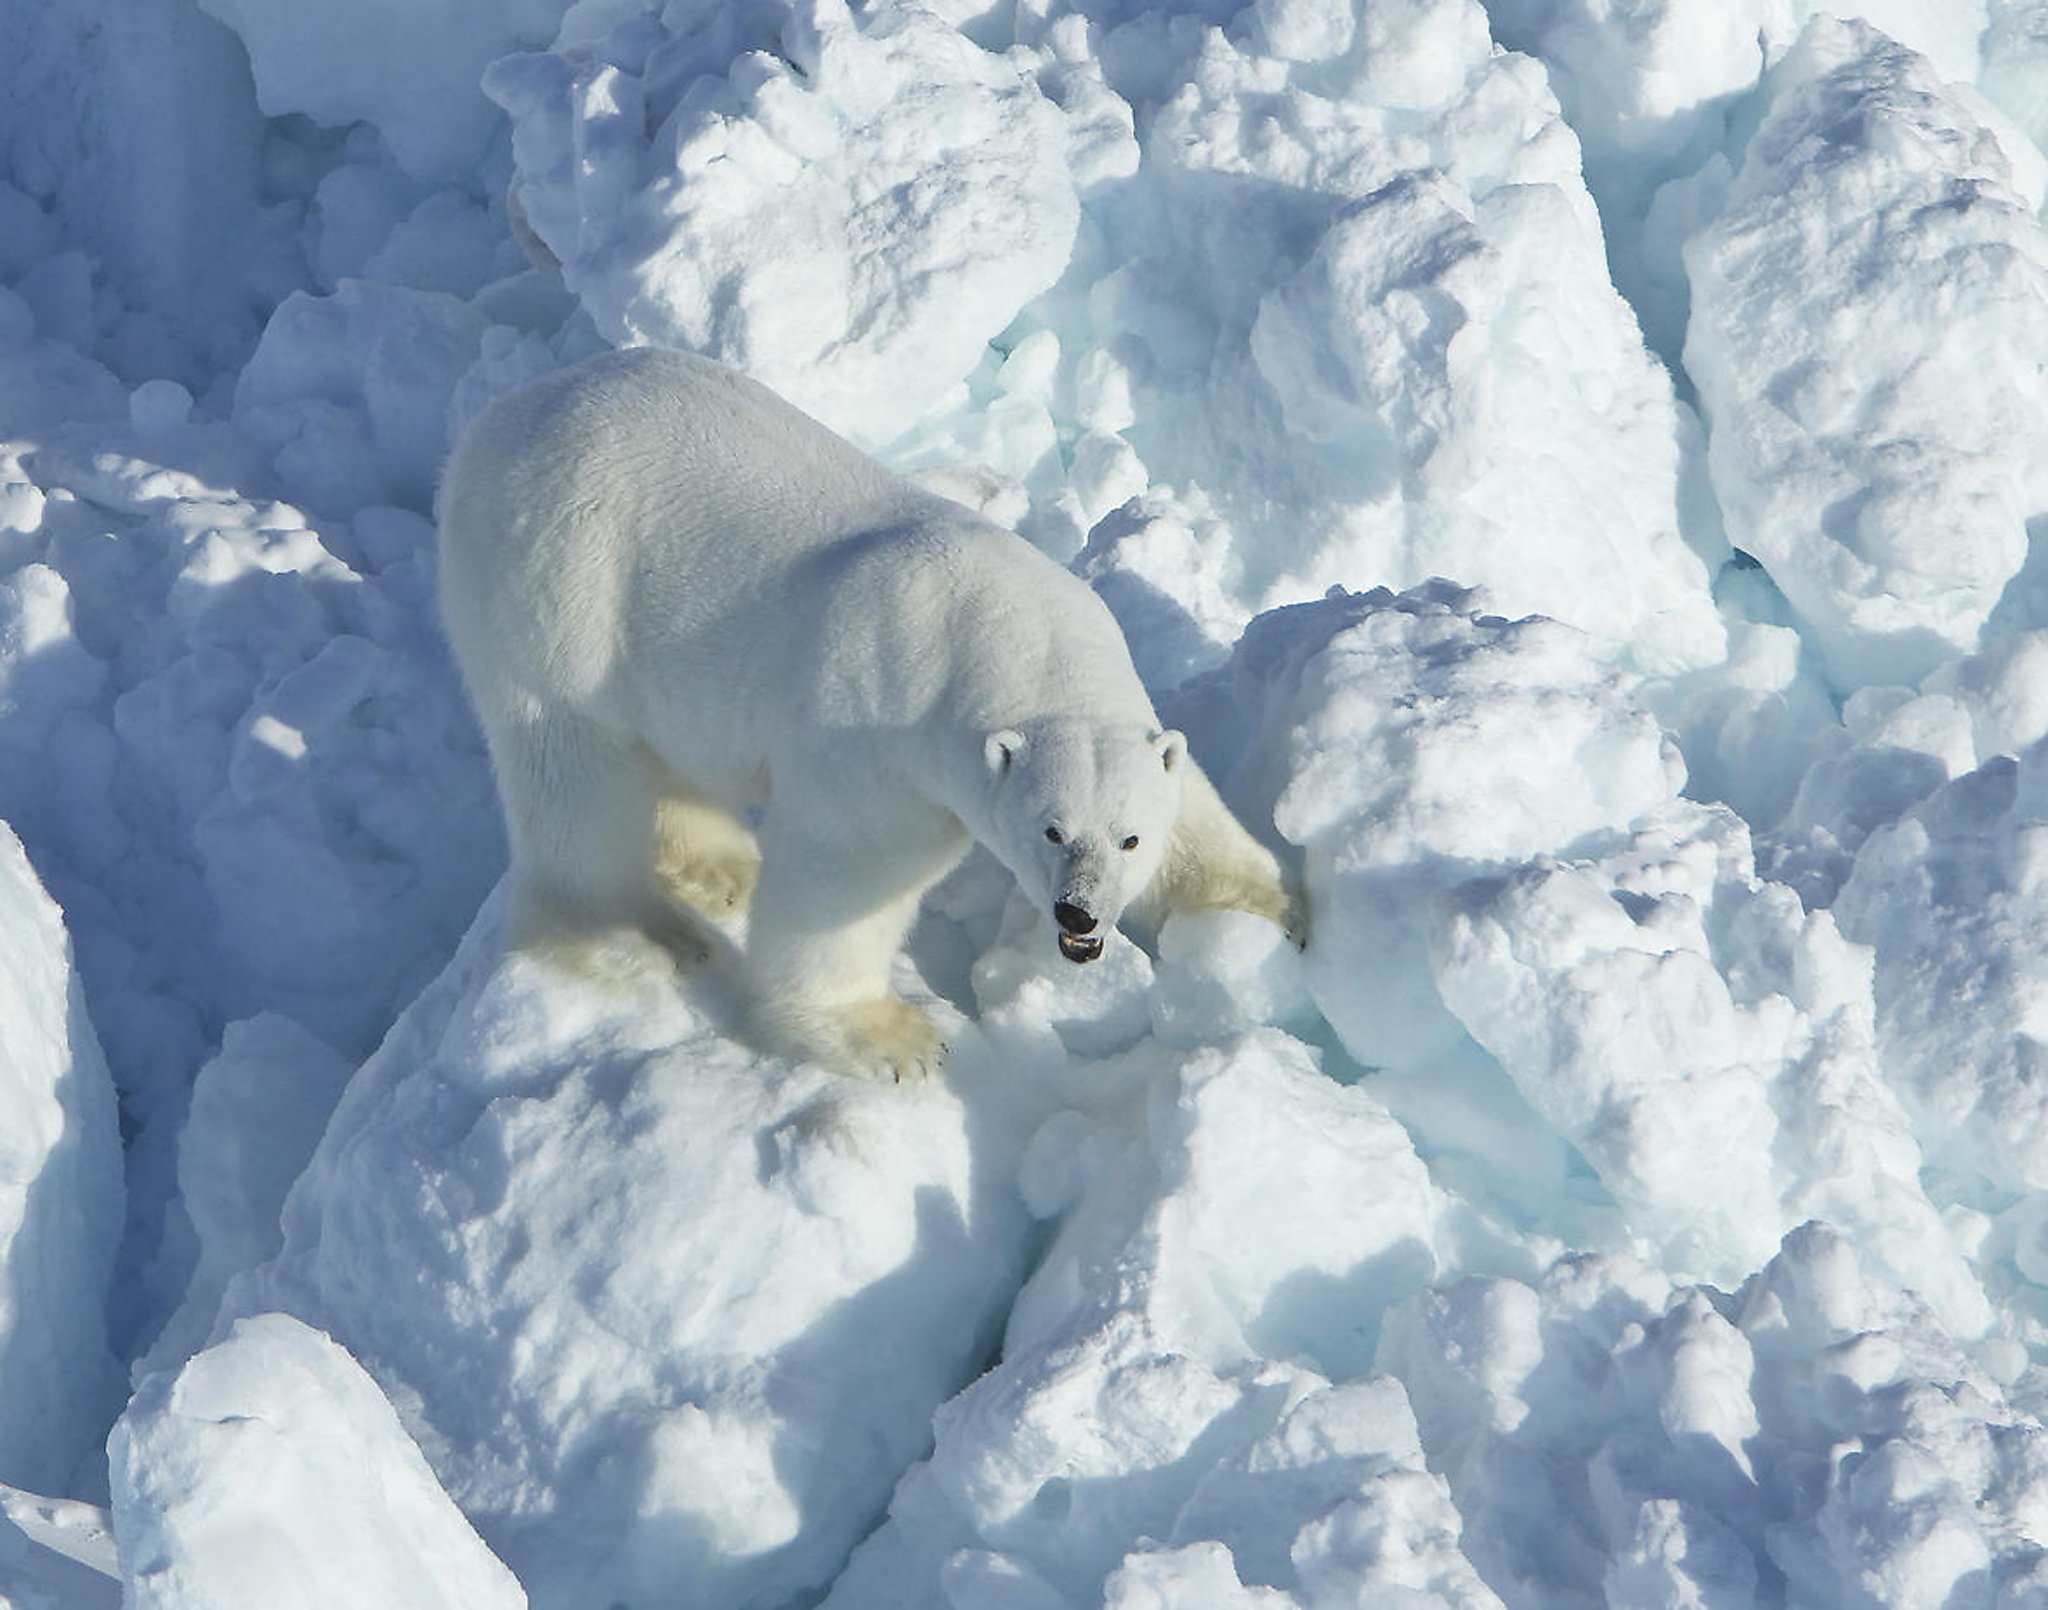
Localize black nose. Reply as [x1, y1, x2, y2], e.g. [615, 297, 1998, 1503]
[1054, 900, 1097, 936]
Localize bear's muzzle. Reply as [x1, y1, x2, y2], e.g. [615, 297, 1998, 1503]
[1055, 899, 1102, 962]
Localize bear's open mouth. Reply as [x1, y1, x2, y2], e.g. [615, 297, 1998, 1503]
[1058, 932, 1104, 964]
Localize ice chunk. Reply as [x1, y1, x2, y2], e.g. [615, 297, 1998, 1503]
[487, 0, 1079, 447]
[1101, 1542, 1294, 1607]
[1382, 1225, 2039, 1608]
[1683, 16, 2048, 689]
[1481, 0, 1793, 357]
[1435, 798, 1984, 1324]
[1068, 1, 1725, 673]
[0, 821, 123, 1493]
[109, 1312, 525, 1608]
[0, 0, 271, 381]
[1982, 0, 2048, 159]
[1833, 737, 2048, 1196]
[0, 1482, 118, 1607]
[1194, 583, 1683, 1073]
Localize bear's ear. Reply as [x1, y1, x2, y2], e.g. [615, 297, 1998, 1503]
[985, 729, 1027, 775]
[1153, 729, 1187, 773]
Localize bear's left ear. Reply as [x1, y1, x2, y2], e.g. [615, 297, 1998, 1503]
[986, 729, 1027, 775]
[1153, 729, 1187, 773]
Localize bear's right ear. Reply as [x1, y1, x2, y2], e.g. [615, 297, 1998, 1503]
[985, 729, 1027, 775]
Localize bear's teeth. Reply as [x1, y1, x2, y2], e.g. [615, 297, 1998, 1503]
[1059, 933, 1104, 963]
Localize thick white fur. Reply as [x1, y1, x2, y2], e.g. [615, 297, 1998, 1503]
[438, 348, 1298, 1080]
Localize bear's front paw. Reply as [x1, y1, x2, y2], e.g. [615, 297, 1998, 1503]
[1282, 891, 1310, 950]
[837, 997, 948, 1085]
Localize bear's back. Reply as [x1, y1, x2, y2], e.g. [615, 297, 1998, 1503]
[438, 348, 926, 693]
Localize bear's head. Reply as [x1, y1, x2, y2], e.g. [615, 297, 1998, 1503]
[982, 720, 1185, 962]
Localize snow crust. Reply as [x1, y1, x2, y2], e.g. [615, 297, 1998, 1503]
[5, 0, 2048, 1605]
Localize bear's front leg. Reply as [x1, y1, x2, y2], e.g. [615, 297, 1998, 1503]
[742, 801, 968, 1082]
[1151, 759, 1308, 946]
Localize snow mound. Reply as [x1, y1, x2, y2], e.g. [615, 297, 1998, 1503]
[828, 1030, 1475, 1608]
[1385, 1224, 2048, 1608]
[487, 0, 1080, 447]
[1057, 0, 1725, 673]
[109, 1312, 525, 1609]
[0, 821, 122, 1493]
[221, 902, 1036, 1610]
[1684, 15, 2048, 690]
[1175, 582, 1981, 1321]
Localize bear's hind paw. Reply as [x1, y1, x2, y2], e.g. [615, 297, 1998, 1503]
[757, 996, 946, 1083]
[657, 850, 760, 917]
[838, 997, 947, 1084]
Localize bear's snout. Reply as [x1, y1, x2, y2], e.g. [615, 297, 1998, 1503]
[1054, 902, 1104, 963]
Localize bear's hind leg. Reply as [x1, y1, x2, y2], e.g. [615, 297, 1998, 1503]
[742, 808, 966, 1081]
[490, 708, 712, 974]
[654, 791, 760, 917]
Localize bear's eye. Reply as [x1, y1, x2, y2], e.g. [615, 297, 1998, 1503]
[1121, 835, 1140, 851]
[1045, 826, 1063, 845]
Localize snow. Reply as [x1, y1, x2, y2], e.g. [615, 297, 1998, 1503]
[3, 0, 2048, 1605]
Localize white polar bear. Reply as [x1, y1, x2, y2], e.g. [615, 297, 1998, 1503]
[438, 348, 1299, 1080]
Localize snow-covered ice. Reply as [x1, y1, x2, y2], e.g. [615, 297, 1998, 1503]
[109, 1311, 526, 1608]
[7, 0, 2048, 1605]
[0, 825, 122, 1496]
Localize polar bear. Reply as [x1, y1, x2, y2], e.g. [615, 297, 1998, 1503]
[437, 348, 1300, 1080]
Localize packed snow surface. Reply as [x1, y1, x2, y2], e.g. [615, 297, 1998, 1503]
[7, 0, 2048, 1605]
